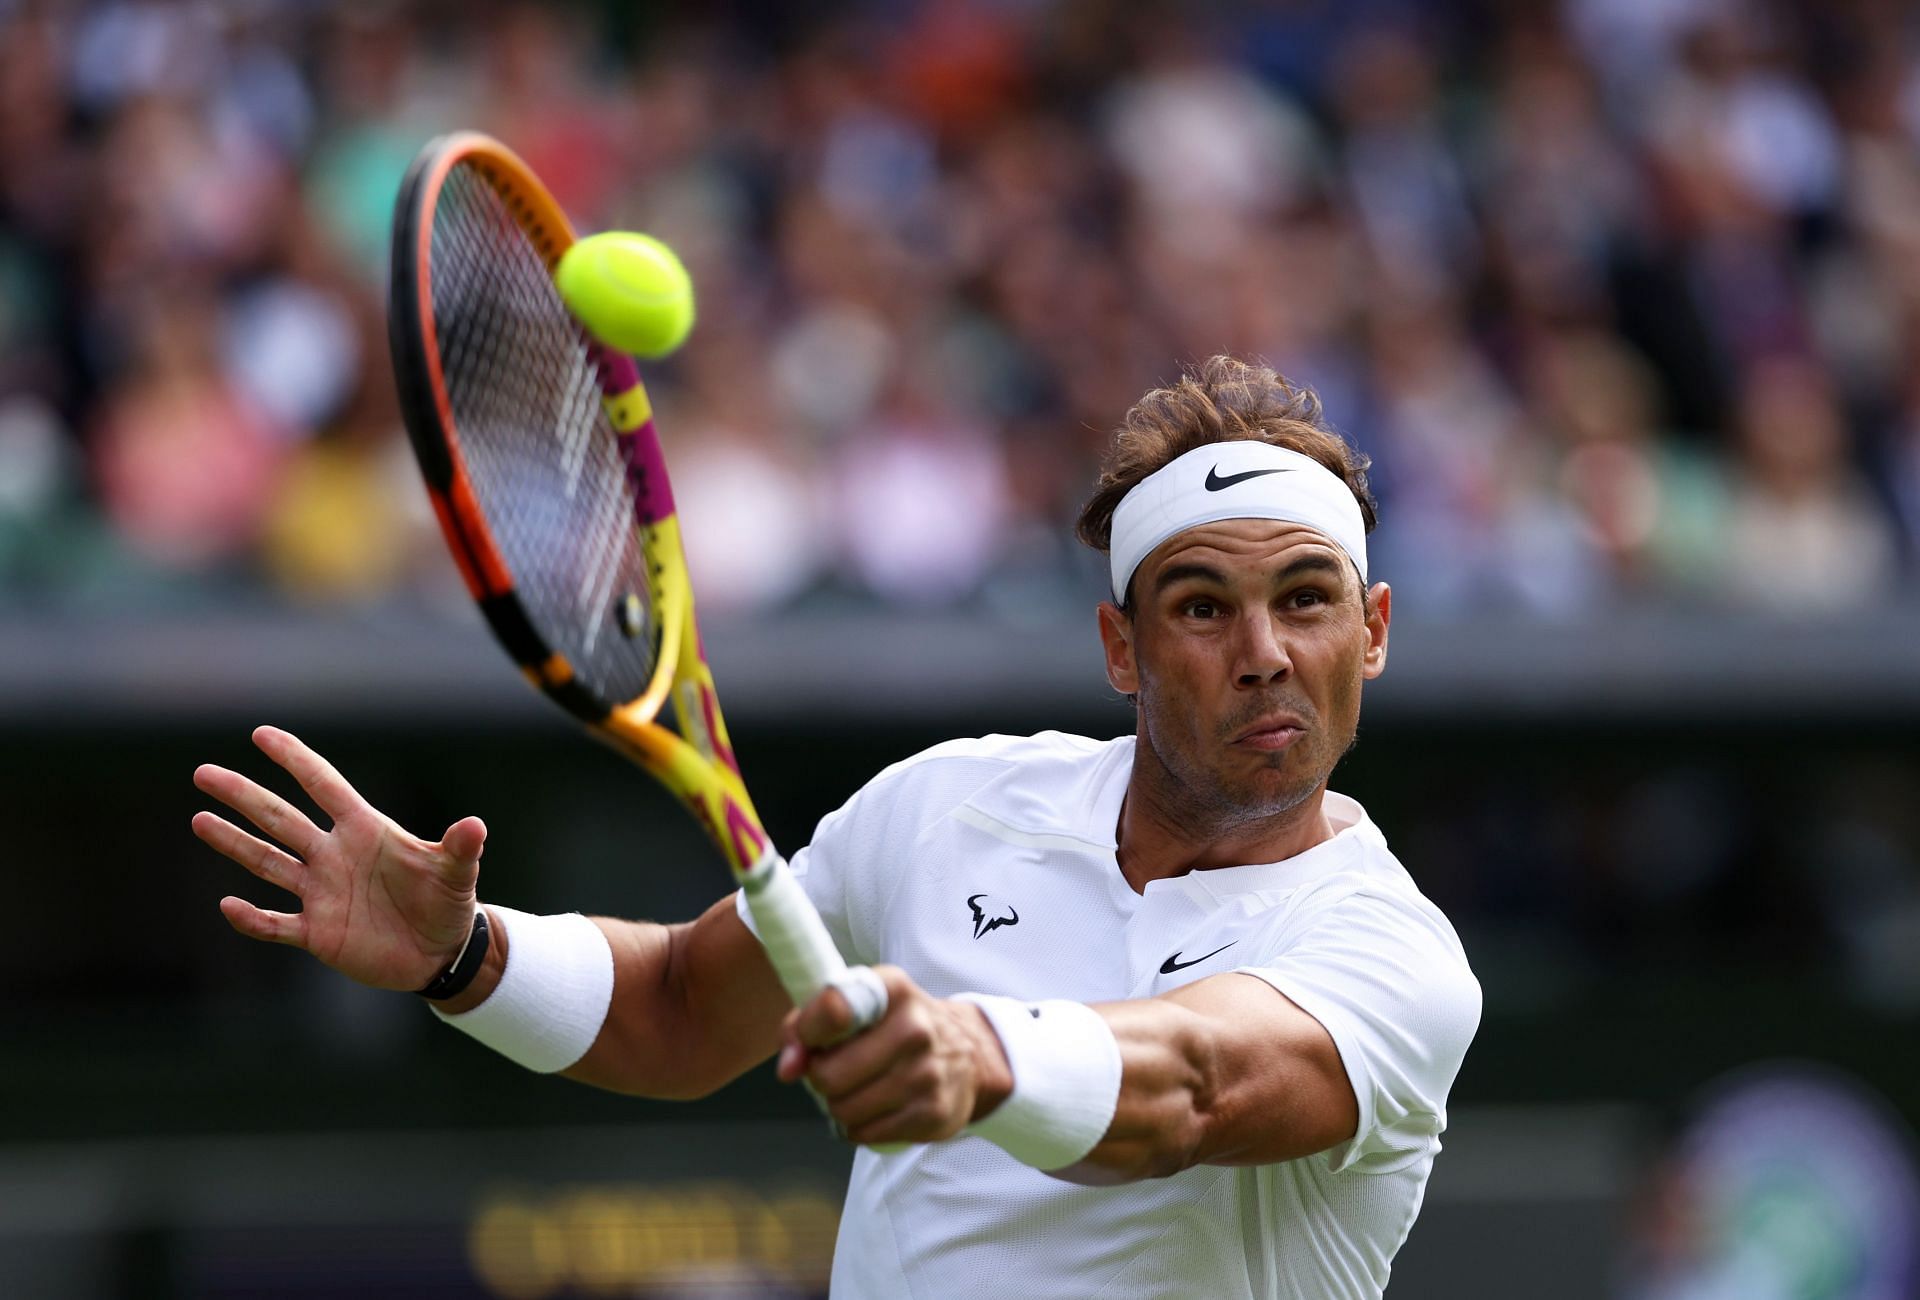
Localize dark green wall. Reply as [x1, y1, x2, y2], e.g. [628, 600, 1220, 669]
[5, 702, 1915, 1143]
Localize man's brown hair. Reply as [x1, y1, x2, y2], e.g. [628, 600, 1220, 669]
[1075, 355, 1378, 599]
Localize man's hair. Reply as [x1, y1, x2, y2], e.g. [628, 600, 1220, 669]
[1074, 356, 1378, 569]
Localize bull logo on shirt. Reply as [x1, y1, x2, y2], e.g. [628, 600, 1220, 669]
[967, 893, 1019, 939]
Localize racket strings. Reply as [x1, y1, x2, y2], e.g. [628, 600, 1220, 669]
[429, 162, 662, 708]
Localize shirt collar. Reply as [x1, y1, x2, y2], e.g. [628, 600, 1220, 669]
[960, 735, 1385, 895]
[1143, 790, 1382, 901]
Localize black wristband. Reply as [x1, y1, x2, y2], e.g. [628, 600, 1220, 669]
[416, 909, 491, 1001]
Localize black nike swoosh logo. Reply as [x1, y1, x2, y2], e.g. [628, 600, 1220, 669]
[1160, 941, 1237, 974]
[1204, 466, 1294, 491]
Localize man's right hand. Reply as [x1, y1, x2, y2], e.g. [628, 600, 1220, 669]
[193, 725, 488, 992]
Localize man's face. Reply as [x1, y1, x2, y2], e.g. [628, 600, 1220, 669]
[1099, 518, 1391, 823]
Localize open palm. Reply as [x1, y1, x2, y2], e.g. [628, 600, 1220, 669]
[192, 726, 487, 991]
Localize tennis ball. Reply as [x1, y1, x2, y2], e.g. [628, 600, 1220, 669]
[555, 232, 696, 359]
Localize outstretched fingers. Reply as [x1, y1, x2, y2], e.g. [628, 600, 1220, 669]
[253, 726, 365, 825]
[219, 895, 308, 949]
[194, 763, 324, 857]
[192, 811, 307, 897]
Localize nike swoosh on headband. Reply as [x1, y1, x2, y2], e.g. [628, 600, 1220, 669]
[1204, 466, 1295, 491]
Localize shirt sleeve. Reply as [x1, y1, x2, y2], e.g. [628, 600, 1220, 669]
[1234, 885, 1482, 1174]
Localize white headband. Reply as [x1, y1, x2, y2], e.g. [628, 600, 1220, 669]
[1108, 442, 1368, 603]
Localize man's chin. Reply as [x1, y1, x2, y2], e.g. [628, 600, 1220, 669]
[1217, 767, 1322, 820]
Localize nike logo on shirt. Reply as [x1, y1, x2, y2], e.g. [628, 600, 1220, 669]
[1159, 941, 1237, 974]
[1204, 466, 1293, 491]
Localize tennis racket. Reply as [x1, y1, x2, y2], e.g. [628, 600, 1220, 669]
[386, 131, 885, 1035]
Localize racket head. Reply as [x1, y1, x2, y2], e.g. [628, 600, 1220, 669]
[387, 132, 769, 874]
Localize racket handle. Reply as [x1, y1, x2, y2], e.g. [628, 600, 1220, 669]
[741, 849, 906, 1155]
[740, 850, 887, 1029]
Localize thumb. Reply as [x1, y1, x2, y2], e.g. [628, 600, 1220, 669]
[440, 816, 488, 873]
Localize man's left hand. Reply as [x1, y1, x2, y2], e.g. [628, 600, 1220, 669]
[778, 965, 1014, 1146]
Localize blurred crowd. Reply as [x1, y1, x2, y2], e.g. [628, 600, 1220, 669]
[5, 0, 1920, 617]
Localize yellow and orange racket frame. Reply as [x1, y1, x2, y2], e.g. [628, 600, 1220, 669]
[388, 132, 878, 1025]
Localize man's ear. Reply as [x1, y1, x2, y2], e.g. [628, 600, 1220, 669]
[1097, 601, 1138, 695]
[1362, 582, 1391, 680]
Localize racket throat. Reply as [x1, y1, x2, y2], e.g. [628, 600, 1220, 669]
[737, 846, 782, 893]
[676, 679, 716, 760]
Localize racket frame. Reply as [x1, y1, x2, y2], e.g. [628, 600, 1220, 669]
[388, 132, 769, 879]
[389, 129, 892, 1112]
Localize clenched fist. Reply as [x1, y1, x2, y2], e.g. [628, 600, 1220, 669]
[778, 965, 1014, 1147]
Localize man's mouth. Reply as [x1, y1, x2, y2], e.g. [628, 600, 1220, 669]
[1229, 716, 1308, 751]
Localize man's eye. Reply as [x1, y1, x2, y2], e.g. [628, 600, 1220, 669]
[1289, 589, 1326, 609]
[1185, 600, 1219, 619]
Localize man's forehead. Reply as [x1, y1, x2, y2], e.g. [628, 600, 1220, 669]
[1144, 518, 1350, 576]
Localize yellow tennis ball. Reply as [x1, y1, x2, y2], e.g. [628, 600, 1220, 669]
[555, 232, 696, 359]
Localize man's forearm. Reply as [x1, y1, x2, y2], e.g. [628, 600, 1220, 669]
[1052, 974, 1359, 1184]
[435, 894, 790, 1099]
[560, 916, 741, 1099]
[1050, 997, 1212, 1183]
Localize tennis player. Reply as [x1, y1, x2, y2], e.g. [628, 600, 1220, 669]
[195, 355, 1478, 1298]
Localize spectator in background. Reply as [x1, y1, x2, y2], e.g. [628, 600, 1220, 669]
[664, 329, 825, 614]
[90, 286, 288, 573]
[833, 363, 1014, 606]
[1638, 9, 1830, 378]
[1478, 24, 1641, 331]
[1330, 24, 1479, 303]
[259, 223, 419, 604]
[1528, 331, 1728, 596]
[1362, 295, 1597, 615]
[0, 0, 1914, 619]
[1723, 355, 1899, 612]
[1894, 342, 1920, 570]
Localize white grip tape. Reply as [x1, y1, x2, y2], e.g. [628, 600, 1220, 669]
[954, 993, 1122, 1170]
[430, 906, 613, 1073]
[826, 965, 888, 1033]
[740, 850, 901, 1151]
[741, 849, 890, 1027]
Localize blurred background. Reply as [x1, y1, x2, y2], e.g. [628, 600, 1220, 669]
[3, 0, 1919, 1295]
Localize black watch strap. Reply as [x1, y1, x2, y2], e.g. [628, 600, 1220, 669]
[417, 909, 491, 1001]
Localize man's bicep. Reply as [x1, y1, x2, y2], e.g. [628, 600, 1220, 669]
[1161, 971, 1360, 1166]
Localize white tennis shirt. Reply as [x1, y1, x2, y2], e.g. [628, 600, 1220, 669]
[736, 731, 1480, 1299]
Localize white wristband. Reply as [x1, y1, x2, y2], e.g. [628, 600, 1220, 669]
[429, 906, 614, 1073]
[955, 993, 1122, 1171]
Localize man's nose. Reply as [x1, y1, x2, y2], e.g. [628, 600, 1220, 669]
[1235, 611, 1293, 687]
